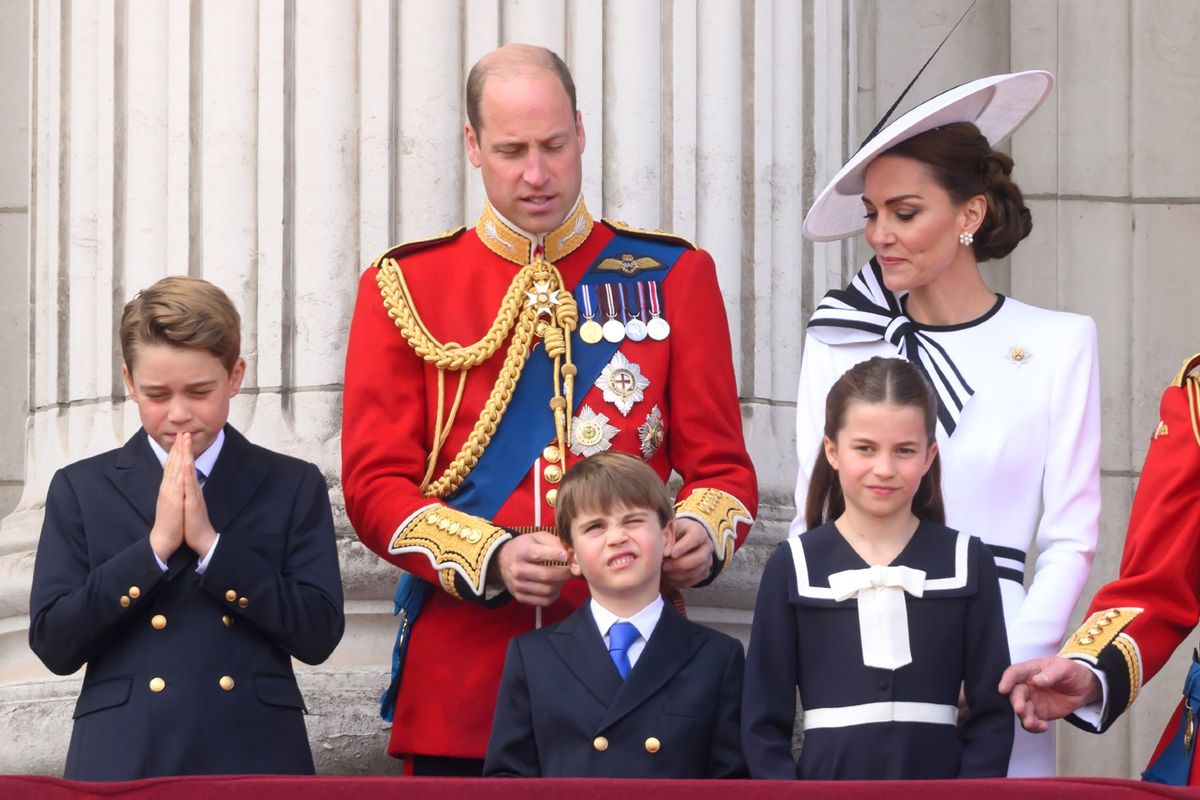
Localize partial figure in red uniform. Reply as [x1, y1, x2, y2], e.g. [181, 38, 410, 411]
[341, 43, 757, 775]
[1000, 353, 1200, 784]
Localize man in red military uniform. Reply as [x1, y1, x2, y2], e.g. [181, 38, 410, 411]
[1000, 353, 1200, 784]
[341, 44, 757, 775]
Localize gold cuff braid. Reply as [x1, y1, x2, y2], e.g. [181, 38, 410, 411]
[389, 505, 511, 597]
[1059, 607, 1144, 709]
[675, 488, 753, 574]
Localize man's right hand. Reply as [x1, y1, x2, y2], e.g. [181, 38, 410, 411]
[999, 656, 1103, 733]
[149, 435, 186, 563]
[492, 531, 571, 607]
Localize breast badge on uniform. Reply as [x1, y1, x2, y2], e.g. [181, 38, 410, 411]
[597, 352, 649, 416]
[638, 405, 665, 460]
[570, 405, 619, 457]
[525, 281, 562, 316]
[596, 253, 664, 277]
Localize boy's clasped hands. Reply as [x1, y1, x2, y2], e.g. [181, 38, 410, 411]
[148, 432, 217, 563]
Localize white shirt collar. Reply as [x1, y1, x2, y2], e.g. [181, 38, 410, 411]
[145, 428, 226, 480]
[590, 594, 664, 643]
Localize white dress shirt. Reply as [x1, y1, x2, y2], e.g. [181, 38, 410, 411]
[589, 595, 664, 670]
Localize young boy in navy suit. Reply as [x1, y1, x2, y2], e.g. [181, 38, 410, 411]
[29, 277, 344, 780]
[483, 451, 746, 778]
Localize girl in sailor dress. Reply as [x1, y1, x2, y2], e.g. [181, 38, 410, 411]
[743, 357, 1013, 779]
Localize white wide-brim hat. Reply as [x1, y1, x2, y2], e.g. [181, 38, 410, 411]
[802, 70, 1054, 242]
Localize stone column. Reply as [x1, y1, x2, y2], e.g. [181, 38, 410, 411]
[1010, 0, 1200, 778]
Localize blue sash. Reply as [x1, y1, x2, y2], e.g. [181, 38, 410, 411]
[379, 232, 686, 721]
[1144, 650, 1200, 784]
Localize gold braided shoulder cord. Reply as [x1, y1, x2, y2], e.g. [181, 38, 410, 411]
[375, 257, 576, 499]
[377, 257, 530, 370]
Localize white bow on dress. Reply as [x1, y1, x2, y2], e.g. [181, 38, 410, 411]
[828, 564, 926, 670]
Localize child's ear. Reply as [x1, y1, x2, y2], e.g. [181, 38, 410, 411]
[121, 363, 137, 401]
[228, 358, 246, 396]
[662, 519, 677, 557]
[922, 440, 939, 474]
[567, 547, 582, 577]
[822, 435, 839, 471]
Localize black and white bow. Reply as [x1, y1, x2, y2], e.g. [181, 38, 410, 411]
[807, 259, 974, 435]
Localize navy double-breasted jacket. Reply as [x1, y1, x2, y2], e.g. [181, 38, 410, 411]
[29, 426, 344, 780]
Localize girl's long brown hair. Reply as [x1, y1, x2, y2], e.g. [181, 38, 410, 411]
[804, 357, 945, 529]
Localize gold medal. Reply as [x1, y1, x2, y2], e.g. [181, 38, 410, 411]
[577, 284, 603, 344]
[580, 319, 604, 344]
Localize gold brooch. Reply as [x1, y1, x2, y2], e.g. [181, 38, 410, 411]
[1005, 345, 1031, 366]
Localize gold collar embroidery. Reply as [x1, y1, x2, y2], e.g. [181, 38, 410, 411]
[476, 198, 593, 265]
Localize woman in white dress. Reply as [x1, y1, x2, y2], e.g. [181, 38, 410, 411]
[792, 72, 1100, 777]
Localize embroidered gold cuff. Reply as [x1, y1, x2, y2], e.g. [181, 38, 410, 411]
[1059, 607, 1144, 708]
[675, 488, 753, 573]
[389, 504, 511, 598]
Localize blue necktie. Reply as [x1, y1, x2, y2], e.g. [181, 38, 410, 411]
[607, 621, 639, 680]
[196, 468, 207, 488]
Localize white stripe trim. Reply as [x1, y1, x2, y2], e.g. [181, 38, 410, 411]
[789, 535, 834, 600]
[993, 555, 1025, 573]
[789, 530, 970, 599]
[803, 701, 957, 730]
[923, 531, 969, 591]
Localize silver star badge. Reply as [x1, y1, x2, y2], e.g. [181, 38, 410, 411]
[638, 405, 665, 460]
[595, 352, 650, 416]
[570, 405, 619, 457]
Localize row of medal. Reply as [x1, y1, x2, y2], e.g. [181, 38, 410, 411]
[576, 281, 672, 344]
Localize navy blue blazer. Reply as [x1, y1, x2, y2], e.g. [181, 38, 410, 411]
[28, 426, 344, 780]
[483, 601, 746, 778]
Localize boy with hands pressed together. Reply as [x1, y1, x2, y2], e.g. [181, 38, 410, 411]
[483, 452, 746, 778]
[29, 277, 344, 780]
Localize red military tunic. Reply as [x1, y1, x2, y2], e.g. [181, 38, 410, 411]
[1060, 353, 1200, 781]
[342, 199, 757, 760]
